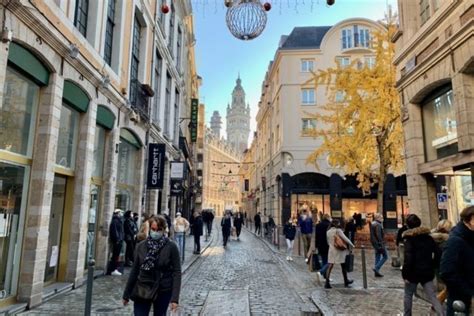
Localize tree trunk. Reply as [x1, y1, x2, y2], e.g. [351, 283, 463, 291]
[377, 141, 386, 215]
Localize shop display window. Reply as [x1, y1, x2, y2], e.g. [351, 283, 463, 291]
[56, 105, 79, 169]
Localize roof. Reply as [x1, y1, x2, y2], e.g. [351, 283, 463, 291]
[279, 26, 332, 50]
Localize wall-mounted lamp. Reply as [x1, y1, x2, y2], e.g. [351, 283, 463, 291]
[69, 43, 79, 59]
[100, 75, 110, 89]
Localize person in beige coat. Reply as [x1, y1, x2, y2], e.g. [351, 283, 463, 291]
[325, 219, 355, 289]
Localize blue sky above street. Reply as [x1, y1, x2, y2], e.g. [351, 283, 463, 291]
[193, 0, 397, 139]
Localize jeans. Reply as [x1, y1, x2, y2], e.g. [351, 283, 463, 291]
[404, 281, 444, 316]
[133, 291, 173, 316]
[110, 241, 122, 272]
[319, 252, 329, 277]
[206, 221, 212, 237]
[255, 224, 261, 236]
[286, 239, 294, 256]
[374, 247, 388, 272]
[302, 234, 312, 258]
[447, 294, 471, 316]
[174, 233, 184, 257]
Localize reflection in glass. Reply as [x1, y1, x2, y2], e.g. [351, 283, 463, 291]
[0, 67, 39, 156]
[56, 105, 79, 168]
[92, 126, 106, 178]
[117, 140, 137, 186]
[85, 185, 100, 268]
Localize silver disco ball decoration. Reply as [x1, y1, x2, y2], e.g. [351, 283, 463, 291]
[226, 0, 267, 40]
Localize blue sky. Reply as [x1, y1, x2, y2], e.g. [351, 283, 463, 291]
[192, 0, 397, 139]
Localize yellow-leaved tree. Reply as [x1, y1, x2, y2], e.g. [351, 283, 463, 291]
[305, 21, 404, 214]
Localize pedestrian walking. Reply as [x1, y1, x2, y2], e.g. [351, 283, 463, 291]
[192, 211, 203, 254]
[207, 209, 215, 238]
[122, 215, 181, 316]
[401, 214, 444, 316]
[173, 212, 189, 259]
[283, 217, 297, 261]
[315, 213, 331, 284]
[221, 212, 232, 248]
[430, 219, 453, 304]
[137, 212, 152, 242]
[244, 211, 248, 227]
[370, 213, 388, 277]
[298, 210, 314, 262]
[254, 212, 262, 236]
[344, 217, 357, 245]
[124, 210, 138, 267]
[440, 206, 474, 316]
[109, 209, 125, 276]
[234, 212, 244, 241]
[325, 219, 354, 289]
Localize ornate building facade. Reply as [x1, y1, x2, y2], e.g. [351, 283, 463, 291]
[226, 76, 251, 153]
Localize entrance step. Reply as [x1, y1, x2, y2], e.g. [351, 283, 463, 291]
[0, 302, 28, 315]
[42, 282, 73, 302]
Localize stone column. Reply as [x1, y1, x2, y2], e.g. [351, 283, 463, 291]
[19, 73, 63, 307]
[161, 159, 171, 212]
[95, 127, 120, 271]
[147, 189, 159, 215]
[453, 72, 474, 151]
[65, 100, 97, 285]
[134, 147, 146, 214]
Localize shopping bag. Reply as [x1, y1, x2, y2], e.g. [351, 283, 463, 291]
[345, 253, 354, 272]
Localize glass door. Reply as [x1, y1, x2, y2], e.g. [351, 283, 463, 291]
[44, 175, 67, 283]
[85, 185, 100, 268]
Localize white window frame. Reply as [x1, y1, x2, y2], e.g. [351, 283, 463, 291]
[301, 88, 316, 105]
[336, 57, 351, 68]
[302, 119, 317, 133]
[364, 56, 376, 69]
[341, 25, 371, 50]
[301, 59, 314, 73]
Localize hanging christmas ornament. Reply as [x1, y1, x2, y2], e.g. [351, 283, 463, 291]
[224, 0, 234, 8]
[326, 0, 335, 5]
[226, 0, 268, 40]
[263, 2, 271, 11]
[161, 3, 170, 14]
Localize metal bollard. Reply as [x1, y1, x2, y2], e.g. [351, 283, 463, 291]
[84, 259, 95, 316]
[361, 246, 368, 289]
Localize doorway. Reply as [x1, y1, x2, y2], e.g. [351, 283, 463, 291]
[44, 175, 67, 283]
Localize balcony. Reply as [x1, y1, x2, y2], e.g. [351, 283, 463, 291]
[130, 79, 154, 121]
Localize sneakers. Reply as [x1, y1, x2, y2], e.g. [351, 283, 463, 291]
[289, 257, 293, 261]
[316, 272, 322, 286]
[305, 258, 309, 263]
[286, 256, 290, 261]
[111, 270, 122, 276]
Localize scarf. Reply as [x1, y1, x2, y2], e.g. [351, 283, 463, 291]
[140, 235, 168, 271]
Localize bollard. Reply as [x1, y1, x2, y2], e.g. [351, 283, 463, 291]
[84, 259, 95, 316]
[361, 246, 368, 289]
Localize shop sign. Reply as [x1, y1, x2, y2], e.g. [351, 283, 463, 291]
[147, 143, 165, 189]
[386, 211, 397, 219]
[170, 162, 185, 179]
[190, 99, 199, 142]
[331, 210, 342, 218]
[170, 179, 183, 196]
[437, 193, 448, 209]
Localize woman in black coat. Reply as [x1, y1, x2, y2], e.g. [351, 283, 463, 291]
[283, 218, 297, 261]
[234, 212, 244, 240]
[124, 210, 137, 266]
[221, 212, 232, 248]
[192, 211, 203, 254]
[122, 215, 181, 316]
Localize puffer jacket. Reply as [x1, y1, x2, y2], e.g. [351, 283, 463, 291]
[402, 226, 440, 284]
[123, 239, 181, 303]
[440, 221, 474, 299]
[283, 223, 297, 241]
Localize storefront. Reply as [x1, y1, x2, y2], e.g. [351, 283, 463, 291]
[0, 43, 47, 302]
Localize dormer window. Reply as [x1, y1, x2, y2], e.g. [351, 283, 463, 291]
[342, 25, 371, 49]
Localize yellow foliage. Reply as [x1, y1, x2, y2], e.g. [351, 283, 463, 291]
[305, 23, 405, 198]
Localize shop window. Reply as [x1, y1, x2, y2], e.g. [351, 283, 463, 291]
[422, 87, 457, 161]
[116, 134, 139, 211]
[0, 67, 39, 156]
[92, 125, 106, 178]
[56, 105, 80, 169]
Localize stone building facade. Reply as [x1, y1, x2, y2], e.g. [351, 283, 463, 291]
[394, 0, 473, 227]
[0, 0, 198, 310]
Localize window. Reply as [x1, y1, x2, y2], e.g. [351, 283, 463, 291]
[130, 15, 141, 105]
[116, 138, 138, 210]
[433, 0, 440, 11]
[341, 25, 370, 49]
[74, 0, 89, 37]
[104, 0, 116, 66]
[302, 119, 317, 134]
[92, 125, 106, 178]
[153, 50, 162, 124]
[0, 67, 39, 156]
[173, 89, 179, 141]
[335, 91, 345, 103]
[164, 72, 171, 137]
[301, 59, 314, 72]
[364, 56, 376, 69]
[301, 89, 315, 105]
[168, 3, 175, 56]
[422, 87, 457, 161]
[336, 57, 351, 68]
[176, 27, 182, 71]
[420, 0, 431, 25]
[56, 105, 80, 169]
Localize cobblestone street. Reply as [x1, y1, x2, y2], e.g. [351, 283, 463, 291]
[20, 224, 436, 316]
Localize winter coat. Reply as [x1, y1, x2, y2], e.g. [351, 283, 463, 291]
[124, 217, 137, 241]
[440, 222, 474, 299]
[370, 220, 385, 251]
[234, 216, 244, 229]
[173, 216, 190, 234]
[254, 214, 261, 226]
[283, 223, 297, 241]
[401, 226, 440, 284]
[192, 216, 203, 236]
[123, 239, 181, 303]
[299, 217, 314, 235]
[327, 227, 354, 264]
[221, 217, 232, 235]
[109, 215, 124, 243]
[315, 219, 331, 255]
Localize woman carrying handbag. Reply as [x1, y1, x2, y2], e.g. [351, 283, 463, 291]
[123, 215, 182, 316]
[325, 219, 355, 289]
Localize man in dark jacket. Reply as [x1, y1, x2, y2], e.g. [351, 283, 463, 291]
[109, 209, 125, 275]
[254, 212, 262, 236]
[124, 210, 138, 266]
[370, 213, 387, 277]
[222, 212, 232, 248]
[402, 214, 443, 316]
[234, 212, 244, 241]
[192, 211, 203, 254]
[315, 214, 331, 279]
[298, 210, 314, 262]
[440, 206, 474, 316]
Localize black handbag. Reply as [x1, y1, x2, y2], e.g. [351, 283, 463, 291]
[311, 253, 322, 271]
[130, 269, 161, 301]
[345, 253, 354, 272]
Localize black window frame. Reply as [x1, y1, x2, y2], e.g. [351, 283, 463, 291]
[130, 14, 142, 105]
[74, 0, 89, 37]
[164, 72, 172, 137]
[104, 0, 116, 66]
[153, 50, 163, 123]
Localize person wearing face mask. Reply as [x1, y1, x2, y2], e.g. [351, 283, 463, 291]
[440, 206, 474, 316]
[123, 215, 181, 316]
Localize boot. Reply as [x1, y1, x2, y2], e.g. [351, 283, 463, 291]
[324, 278, 332, 289]
[342, 265, 353, 287]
